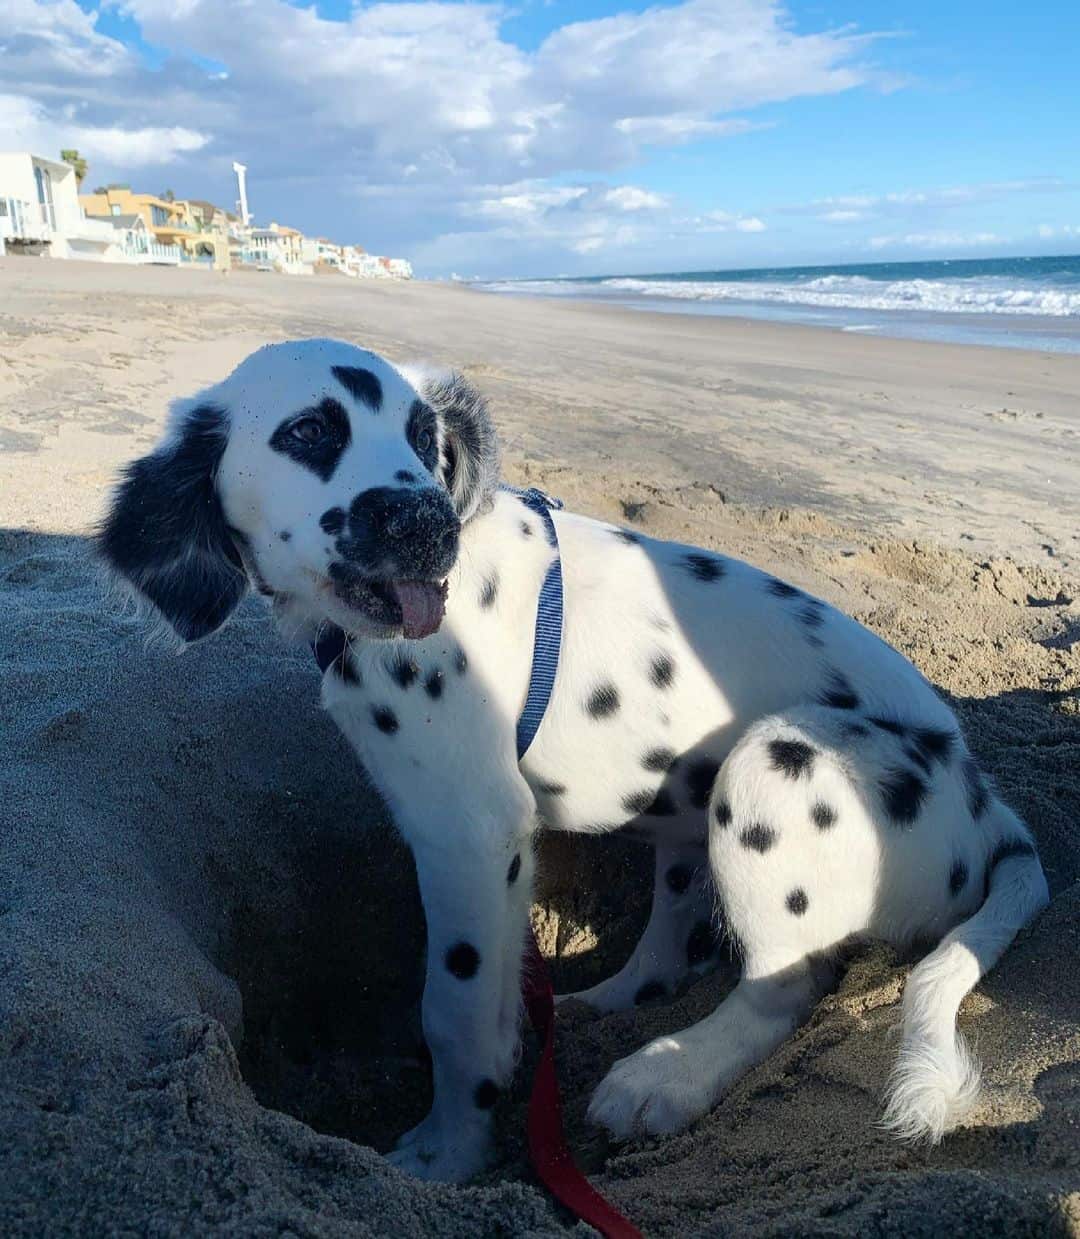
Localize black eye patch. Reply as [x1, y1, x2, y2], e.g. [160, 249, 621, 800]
[331, 365, 383, 411]
[269, 396, 351, 482]
[406, 399, 439, 473]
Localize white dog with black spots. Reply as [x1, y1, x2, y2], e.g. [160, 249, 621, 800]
[100, 339, 1049, 1182]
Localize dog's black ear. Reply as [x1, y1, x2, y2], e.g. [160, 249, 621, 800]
[98, 403, 247, 641]
[414, 369, 500, 523]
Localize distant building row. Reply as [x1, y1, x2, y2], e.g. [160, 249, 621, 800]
[0, 152, 412, 279]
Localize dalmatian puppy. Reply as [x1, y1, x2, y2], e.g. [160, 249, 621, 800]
[100, 339, 1049, 1183]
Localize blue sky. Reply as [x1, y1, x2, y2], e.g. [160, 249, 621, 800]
[3, 1, 1078, 276]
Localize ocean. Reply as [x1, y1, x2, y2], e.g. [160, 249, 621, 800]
[476, 254, 1080, 353]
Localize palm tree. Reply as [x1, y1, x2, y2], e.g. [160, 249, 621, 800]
[60, 149, 87, 186]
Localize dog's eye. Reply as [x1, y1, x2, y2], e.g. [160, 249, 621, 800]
[290, 417, 325, 446]
[415, 428, 433, 454]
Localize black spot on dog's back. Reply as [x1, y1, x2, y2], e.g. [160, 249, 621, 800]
[880, 768, 927, 825]
[586, 682, 620, 719]
[811, 801, 837, 830]
[684, 553, 725, 583]
[649, 653, 676, 690]
[740, 822, 777, 853]
[643, 747, 678, 772]
[819, 670, 859, 711]
[766, 577, 801, 599]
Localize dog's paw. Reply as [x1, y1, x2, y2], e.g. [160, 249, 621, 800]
[387, 1113, 492, 1183]
[587, 1036, 713, 1139]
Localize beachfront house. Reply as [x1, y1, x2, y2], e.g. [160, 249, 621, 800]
[307, 236, 344, 269]
[235, 221, 313, 274]
[173, 199, 231, 268]
[79, 186, 192, 263]
[0, 152, 122, 260]
[83, 212, 150, 257]
[341, 251, 414, 279]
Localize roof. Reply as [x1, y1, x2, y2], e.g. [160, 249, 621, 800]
[186, 199, 223, 217]
[137, 194, 180, 210]
[27, 154, 76, 176]
[85, 213, 144, 229]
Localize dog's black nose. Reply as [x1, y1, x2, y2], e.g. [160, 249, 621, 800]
[341, 485, 460, 578]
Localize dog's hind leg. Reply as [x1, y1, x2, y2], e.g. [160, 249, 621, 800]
[589, 708, 867, 1139]
[588, 944, 835, 1138]
[559, 841, 718, 1012]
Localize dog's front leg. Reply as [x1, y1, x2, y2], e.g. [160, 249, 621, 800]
[388, 812, 535, 1182]
[322, 645, 536, 1181]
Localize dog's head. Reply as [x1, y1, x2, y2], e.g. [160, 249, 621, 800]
[99, 338, 499, 642]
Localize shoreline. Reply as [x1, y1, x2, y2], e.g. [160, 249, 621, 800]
[469, 281, 1080, 355]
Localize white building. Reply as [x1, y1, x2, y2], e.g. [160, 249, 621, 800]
[299, 236, 344, 268]
[0, 152, 122, 260]
[337, 249, 414, 280]
[81, 212, 185, 265]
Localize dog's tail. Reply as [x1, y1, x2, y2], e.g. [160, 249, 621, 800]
[881, 801, 1049, 1143]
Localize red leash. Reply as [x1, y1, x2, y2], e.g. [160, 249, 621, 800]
[522, 932, 643, 1239]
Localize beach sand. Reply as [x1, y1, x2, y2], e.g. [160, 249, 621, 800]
[1, 260, 1077, 1237]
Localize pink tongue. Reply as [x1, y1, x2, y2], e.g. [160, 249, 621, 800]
[390, 579, 448, 639]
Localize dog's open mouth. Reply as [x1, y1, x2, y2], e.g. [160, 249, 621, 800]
[328, 563, 448, 639]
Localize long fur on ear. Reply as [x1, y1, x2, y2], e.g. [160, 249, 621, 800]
[98, 403, 248, 641]
[404, 367, 500, 523]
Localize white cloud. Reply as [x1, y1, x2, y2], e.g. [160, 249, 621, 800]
[786, 178, 1069, 223]
[0, 0, 881, 270]
[1037, 223, 1080, 239]
[0, 93, 208, 167]
[695, 209, 767, 233]
[867, 230, 1002, 251]
[613, 115, 763, 142]
[604, 185, 670, 212]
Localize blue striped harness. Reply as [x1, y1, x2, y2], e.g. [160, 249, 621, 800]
[313, 485, 564, 762]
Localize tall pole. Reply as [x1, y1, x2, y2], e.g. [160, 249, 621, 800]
[232, 162, 250, 226]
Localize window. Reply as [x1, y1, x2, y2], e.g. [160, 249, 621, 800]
[151, 205, 169, 226]
[111, 204, 121, 216]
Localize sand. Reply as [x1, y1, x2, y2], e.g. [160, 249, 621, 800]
[1, 260, 1078, 1238]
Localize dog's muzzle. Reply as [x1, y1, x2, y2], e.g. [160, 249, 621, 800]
[329, 486, 460, 638]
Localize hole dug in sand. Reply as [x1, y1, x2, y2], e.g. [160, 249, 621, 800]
[213, 817, 654, 1173]
[212, 818, 433, 1154]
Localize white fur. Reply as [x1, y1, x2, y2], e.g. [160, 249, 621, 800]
[108, 341, 1050, 1182]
